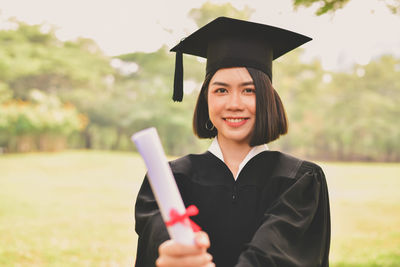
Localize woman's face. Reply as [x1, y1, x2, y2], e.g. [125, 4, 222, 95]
[207, 67, 256, 146]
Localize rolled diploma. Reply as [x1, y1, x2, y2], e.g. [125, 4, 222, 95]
[132, 127, 195, 245]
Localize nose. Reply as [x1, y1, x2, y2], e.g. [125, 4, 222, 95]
[226, 90, 244, 111]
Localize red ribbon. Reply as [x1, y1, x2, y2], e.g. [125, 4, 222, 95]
[165, 205, 201, 232]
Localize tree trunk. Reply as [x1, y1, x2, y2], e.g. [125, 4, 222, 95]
[112, 128, 123, 150]
[84, 130, 92, 149]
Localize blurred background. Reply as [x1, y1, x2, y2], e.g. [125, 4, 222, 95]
[0, 0, 399, 266]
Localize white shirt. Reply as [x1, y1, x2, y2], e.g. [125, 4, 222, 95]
[208, 138, 269, 180]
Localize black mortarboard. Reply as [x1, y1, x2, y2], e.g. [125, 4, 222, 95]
[170, 16, 312, 102]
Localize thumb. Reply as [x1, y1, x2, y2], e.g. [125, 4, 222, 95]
[194, 231, 210, 249]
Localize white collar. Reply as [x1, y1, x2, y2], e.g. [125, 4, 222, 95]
[208, 138, 268, 180]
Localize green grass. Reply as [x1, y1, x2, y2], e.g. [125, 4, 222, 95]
[0, 151, 399, 266]
[0, 151, 144, 266]
[321, 162, 400, 266]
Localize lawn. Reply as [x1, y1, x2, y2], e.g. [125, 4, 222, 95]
[0, 151, 399, 266]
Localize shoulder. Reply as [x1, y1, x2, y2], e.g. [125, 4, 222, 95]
[169, 151, 214, 176]
[261, 151, 324, 180]
[264, 152, 329, 199]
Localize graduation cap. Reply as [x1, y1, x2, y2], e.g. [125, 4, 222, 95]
[170, 16, 312, 102]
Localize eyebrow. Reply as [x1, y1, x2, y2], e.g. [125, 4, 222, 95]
[210, 81, 254, 87]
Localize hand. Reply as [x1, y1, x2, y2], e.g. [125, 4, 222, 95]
[156, 231, 215, 267]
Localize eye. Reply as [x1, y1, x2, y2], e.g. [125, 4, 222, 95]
[243, 88, 256, 94]
[215, 88, 228, 93]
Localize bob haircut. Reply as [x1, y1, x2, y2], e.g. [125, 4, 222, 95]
[193, 67, 288, 146]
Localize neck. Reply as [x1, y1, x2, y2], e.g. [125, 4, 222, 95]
[217, 136, 252, 178]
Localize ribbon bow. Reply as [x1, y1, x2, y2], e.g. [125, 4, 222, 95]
[165, 205, 201, 232]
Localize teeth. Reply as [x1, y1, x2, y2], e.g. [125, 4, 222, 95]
[226, 118, 244, 122]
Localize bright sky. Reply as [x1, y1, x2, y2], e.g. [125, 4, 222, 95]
[1, 0, 399, 71]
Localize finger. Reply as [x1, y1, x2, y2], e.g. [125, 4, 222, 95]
[159, 240, 203, 257]
[194, 231, 211, 249]
[156, 252, 213, 267]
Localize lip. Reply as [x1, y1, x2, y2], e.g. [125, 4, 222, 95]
[223, 117, 249, 127]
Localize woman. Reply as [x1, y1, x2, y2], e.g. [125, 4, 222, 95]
[135, 17, 331, 267]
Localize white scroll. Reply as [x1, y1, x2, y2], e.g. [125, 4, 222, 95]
[132, 127, 196, 245]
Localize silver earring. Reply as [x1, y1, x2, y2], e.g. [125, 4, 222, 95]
[205, 119, 215, 131]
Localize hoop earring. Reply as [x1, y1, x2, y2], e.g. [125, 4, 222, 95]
[205, 119, 215, 131]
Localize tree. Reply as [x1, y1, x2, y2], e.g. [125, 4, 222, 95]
[0, 19, 116, 150]
[107, 2, 256, 155]
[0, 90, 86, 152]
[293, 0, 400, 15]
[0, 22, 113, 99]
[188, 2, 253, 27]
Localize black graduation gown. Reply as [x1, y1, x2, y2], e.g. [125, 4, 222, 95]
[135, 151, 331, 267]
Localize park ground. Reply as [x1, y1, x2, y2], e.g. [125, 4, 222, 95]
[0, 151, 399, 266]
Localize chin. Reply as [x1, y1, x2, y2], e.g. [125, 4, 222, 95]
[223, 134, 251, 144]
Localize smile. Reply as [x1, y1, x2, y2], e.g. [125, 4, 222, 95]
[227, 118, 245, 122]
[223, 117, 249, 127]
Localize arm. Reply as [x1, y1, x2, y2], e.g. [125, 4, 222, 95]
[135, 176, 214, 267]
[135, 176, 169, 267]
[235, 165, 331, 267]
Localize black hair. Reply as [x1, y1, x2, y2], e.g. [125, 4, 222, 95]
[193, 67, 288, 145]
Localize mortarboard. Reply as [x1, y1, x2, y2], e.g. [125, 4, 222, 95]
[170, 16, 312, 102]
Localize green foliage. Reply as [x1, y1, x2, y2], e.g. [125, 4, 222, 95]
[293, 0, 350, 15]
[0, 18, 120, 151]
[0, 82, 13, 103]
[0, 5, 399, 160]
[117, 45, 205, 83]
[114, 46, 208, 154]
[322, 55, 400, 161]
[188, 2, 254, 27]
[272, 51, 400, 161]
[0, 90, 86, 152]
[387, 0, 400, 14]
[292, 0, 400, 15]
[0, 21, 114, 99]
[273, 49, 326, 155]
